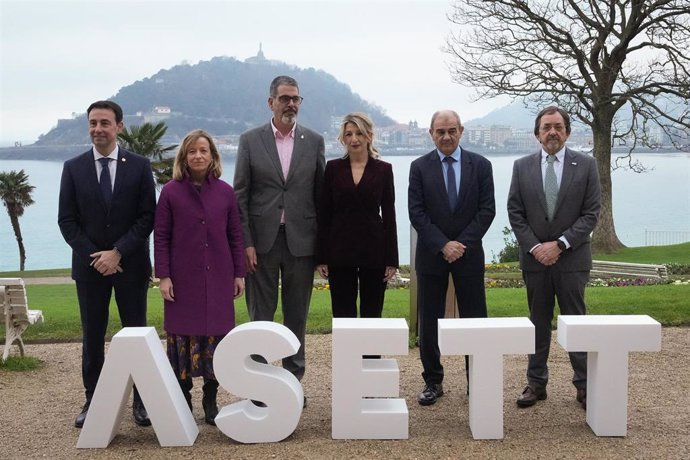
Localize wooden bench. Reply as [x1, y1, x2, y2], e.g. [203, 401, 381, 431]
[1, 278, 44, 361]
[591, 260, 669, 280]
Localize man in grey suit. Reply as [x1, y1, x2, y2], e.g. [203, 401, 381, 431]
[234, 76, 325, 395]
[507, 106, 601, 410]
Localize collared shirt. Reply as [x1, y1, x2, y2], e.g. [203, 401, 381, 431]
[437, 146, 461, 195]
[93, 144, 119, 191]
[541, 147, 565, 187]
[531, 146, 570, 252]
[271, 119, 295, 224]
[271, 118, 295, 180]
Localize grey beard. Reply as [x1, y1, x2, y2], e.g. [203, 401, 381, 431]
[282, 113, 297, 125]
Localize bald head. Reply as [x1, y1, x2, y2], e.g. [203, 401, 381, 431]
[430, 110, 462, 129]
[429, 110, 464, 156]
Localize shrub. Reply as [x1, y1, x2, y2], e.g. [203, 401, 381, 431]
[665, 263, 690, 275]
[492, 226, 519, 263]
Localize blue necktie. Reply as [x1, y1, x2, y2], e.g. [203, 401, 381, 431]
[98, 157, 113, 206]
[443, 156, 458, 211]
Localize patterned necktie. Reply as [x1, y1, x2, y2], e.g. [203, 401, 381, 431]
[544, 155, 558, 220]
[443, 156, 458, 211]
[98, 157, 113, 206]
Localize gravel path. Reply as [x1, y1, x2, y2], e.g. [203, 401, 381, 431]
[1, 329, 688, 459]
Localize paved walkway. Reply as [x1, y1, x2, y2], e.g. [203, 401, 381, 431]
[23, 276, 74, 285]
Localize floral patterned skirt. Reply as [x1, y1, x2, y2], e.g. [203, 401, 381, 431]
[166, 334, 224, 381]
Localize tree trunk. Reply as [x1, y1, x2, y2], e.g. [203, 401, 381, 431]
[591, 124, 625, 253]
[8, 212, 26, 271]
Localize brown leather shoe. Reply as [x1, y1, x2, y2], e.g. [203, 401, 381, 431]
[576, 388, 587, 410]
[516, 385, 547, 408]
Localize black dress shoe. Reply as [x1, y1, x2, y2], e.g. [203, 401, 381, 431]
[418, 383, 443, 406]
[74, 401, 90, 428]
[133, 402, 151, 426]
[303, 396, 307, 409]
[516, 385, 547, 408]
[576, 388, 587, 410]
[251, 400, 267, 408]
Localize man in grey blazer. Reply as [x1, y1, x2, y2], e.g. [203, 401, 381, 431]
[507, 106, 601, 410]
[234, 76, 325, 396]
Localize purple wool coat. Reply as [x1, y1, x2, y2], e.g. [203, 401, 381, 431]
[154, 174, 246, 336]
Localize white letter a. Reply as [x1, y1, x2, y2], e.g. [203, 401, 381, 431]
[77, 327, 198, 448]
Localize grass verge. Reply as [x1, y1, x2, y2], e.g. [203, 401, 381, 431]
[1, 283, 688, 344]
[0, 355, 44, 371]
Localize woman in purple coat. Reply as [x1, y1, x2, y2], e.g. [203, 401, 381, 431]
[154, 129, 246, 425]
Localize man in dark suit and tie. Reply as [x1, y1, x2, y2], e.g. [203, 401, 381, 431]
[408, 110, 496, 405]
[234, 76, 325, 399]
[507, 106, 600, 410]
[58, 100, 156, 428]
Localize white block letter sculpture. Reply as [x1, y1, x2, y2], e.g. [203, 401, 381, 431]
[438, 318, 534, 439]
[557, 315, 661, 436]
[77, 327, 198, 448]
[332, 318, 409, 439]
[213, 321, 303, 443]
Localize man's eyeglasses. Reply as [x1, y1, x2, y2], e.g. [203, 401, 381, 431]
[276, 95, 304, 105]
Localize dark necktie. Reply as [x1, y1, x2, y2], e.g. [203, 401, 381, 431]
[544, 155, 558, 220]
[443, 156, 458, 211]
[98, 157, 113, 206]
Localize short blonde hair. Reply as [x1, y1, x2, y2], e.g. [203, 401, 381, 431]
[338, 112, 380, 159]
[172, 129, 223, 181]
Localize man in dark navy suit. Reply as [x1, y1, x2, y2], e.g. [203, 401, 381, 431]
[58, 100, 156, 428]
[408, 110, 496, 406]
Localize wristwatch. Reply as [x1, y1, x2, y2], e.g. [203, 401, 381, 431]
[556, 240, 566, 251]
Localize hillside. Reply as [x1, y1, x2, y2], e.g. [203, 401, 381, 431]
[33, 55, 395, 145]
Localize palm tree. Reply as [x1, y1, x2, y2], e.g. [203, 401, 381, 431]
[118, 121, 177, 186]
[0, 170, 35, 271]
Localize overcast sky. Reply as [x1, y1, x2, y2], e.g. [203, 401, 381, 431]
[0, 0, 511, 146]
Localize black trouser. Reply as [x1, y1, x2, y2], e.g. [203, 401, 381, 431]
[417, 272, 487, 385]
[328, 266, 387, 318]
[77, 276, 148, 402]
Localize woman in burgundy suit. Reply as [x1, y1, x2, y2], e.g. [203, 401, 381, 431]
[317, 113, 399, 319]
[154, 129, 246, 425]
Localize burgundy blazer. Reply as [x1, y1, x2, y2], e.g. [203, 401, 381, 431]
[317, 157, 398, 269]
[154, 174, 246, 336]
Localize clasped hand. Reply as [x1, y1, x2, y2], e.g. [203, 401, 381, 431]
[532, 241, 562, 266]
[442, 241, 465, 263]
[90, 249, 123, 276]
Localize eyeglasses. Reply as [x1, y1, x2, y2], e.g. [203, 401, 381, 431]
[276, 95, 304, 105]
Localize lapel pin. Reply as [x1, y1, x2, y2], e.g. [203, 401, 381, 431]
[300, 134, 304, 139]
[571, 162, 577, 165]
[121, 157, 127, 162]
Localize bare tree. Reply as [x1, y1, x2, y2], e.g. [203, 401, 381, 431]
[445, 0, 690, 252]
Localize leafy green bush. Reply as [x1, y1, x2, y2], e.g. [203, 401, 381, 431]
[666, 263, 690, 275]
[492, 226, 519, 263]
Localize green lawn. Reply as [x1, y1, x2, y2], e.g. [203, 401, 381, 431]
[3, 282, 688, 343]
[2, 243, 689, 343]
[593, 242, 690, 264]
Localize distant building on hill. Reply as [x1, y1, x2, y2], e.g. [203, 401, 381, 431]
[245, 43, 283, 66]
